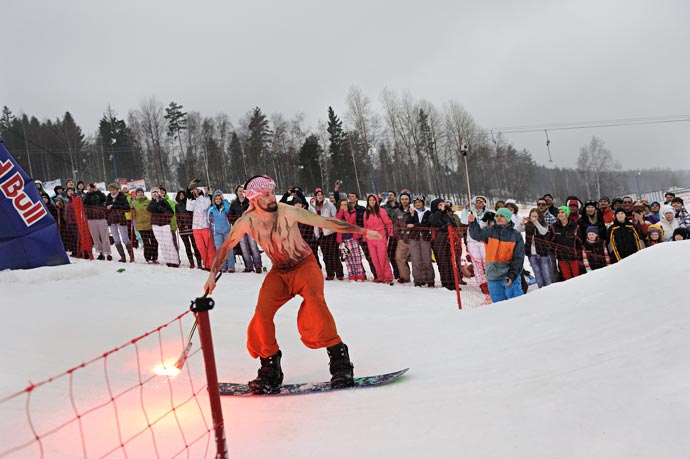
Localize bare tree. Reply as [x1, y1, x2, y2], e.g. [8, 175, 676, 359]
[577, 136, 618, 199]
[130, 96, 168, 186]
[379, 88, 405, 188]
[346, 85, 376, 192]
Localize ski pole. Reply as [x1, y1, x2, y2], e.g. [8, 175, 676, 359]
[174, 272, 222, 370]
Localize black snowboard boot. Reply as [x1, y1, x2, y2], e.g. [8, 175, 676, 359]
[248, 350, 284, 394]
[327, 342, 354, 389]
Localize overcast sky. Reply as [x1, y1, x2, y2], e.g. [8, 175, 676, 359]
[2, 0, 689, 170]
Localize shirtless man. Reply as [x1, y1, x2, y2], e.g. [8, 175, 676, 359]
[204, 175, 382, 394]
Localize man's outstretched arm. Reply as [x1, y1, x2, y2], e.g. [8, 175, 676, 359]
[288, 205, 382, 240]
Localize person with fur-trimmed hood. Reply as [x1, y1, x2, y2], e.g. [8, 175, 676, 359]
[608, 207, 644, 262]
[658, 205, 679, 242]
[468, 207, 525, 303]
[645, 223, 664, 247]
[363, 193, 394, 283]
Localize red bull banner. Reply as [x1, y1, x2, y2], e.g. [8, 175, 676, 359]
[0, 141, 69, 270]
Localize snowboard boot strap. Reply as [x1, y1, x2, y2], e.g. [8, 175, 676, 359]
[327, 342, 354, 389]
[248, 350, 284, 394]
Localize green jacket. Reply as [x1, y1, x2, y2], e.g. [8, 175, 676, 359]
[164, 195, 178, 231]
[131, 197, 152, 231]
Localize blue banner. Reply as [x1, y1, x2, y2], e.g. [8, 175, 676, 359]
[0, 141, 69, 270]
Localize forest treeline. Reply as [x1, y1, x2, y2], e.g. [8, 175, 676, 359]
[1, 86, 688, 203]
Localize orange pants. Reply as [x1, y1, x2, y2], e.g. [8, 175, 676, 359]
[247, 255, 342, 358]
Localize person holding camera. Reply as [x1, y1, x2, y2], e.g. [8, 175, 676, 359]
[280, 185, 310, 211]
[186, 179, 214, 269]
[429, 198, 459, 291]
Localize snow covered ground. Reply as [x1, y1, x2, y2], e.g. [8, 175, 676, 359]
[1, 241, 689, 458]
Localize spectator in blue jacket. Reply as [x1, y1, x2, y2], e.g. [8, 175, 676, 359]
[208, 190, 235, 272]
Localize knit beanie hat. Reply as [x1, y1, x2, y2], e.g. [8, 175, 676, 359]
[614, 207, 627, 216]
[557, 205, 570, 218]
[496, 207, 513, 221]
[586, 226, 599, 235]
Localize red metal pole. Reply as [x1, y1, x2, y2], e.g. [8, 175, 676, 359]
[194, 304, 229, 459]
[448, 228, 462, 309]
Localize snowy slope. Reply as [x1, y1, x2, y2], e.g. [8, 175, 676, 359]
[1, 241, 689, 458]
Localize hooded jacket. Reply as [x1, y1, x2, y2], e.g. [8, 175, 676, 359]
[657, 206, 679, 241]
[208, 195, 231, 235]
[468, 219, 524, 281]
[363, 194, 393, 236]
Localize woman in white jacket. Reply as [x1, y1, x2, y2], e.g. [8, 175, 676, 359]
[186, 187, 213, 269]
[658, 205, 679, 242]
[460, 196, 490, 298]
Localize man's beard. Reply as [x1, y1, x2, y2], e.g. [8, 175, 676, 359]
[264, 202, 278, 212]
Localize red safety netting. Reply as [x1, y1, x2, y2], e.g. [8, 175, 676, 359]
[47, 201, 614, 311]
[0, 311, 220, 459]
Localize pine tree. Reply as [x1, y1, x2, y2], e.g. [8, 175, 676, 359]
[327, 107, 357, 191]
[99, 108, 142, 182]
[60, 112, 85, 181]
[229, 131, 246, 185]
[0, 106, 14, 131]
[246, 107, 271, 176]
[298, 135, 323, 191]
[164, 101, 189, 179]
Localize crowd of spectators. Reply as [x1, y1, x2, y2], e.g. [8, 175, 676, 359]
[36, 178, 689, 304]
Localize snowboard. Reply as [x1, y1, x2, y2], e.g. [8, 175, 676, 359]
[219, 368, 408, 396]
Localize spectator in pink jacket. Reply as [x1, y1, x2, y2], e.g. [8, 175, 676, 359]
[363, 194, 394, 283]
